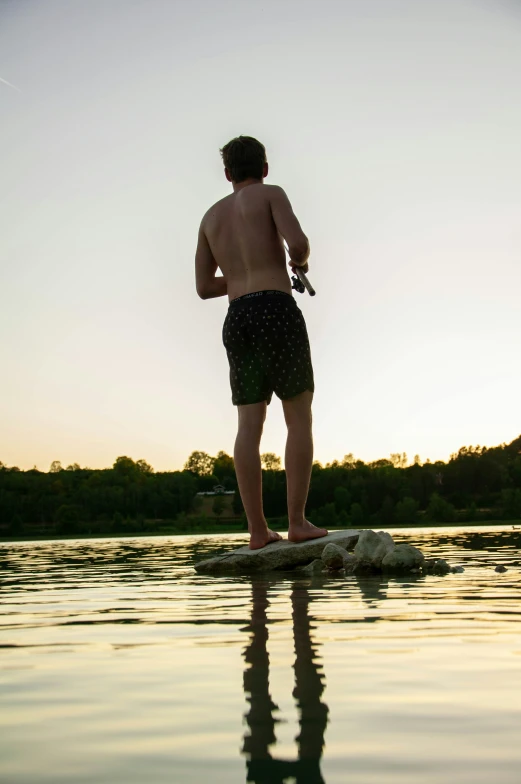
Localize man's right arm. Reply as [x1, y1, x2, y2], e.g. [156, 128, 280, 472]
[268, 185, 310, 268]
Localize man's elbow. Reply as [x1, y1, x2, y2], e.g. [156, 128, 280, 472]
[196, 276, 211, 299]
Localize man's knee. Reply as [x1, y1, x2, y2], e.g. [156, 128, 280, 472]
[237, 401, 267, 437]
[282, 390, 313, 429]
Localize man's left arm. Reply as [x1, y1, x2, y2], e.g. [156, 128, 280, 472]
[195, 224, 227, 299]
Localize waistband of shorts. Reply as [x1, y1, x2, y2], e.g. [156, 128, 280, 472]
[229, 290, 294, 308]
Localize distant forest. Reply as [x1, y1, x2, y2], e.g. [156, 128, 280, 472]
[1, 435, 521, 537]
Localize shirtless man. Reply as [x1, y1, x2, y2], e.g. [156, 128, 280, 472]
[195, 135, 327, 550]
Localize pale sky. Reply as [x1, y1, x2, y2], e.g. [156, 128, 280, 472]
[1, 0, 520, 472]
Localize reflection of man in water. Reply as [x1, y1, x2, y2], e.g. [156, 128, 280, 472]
[242, 580, 328, 784]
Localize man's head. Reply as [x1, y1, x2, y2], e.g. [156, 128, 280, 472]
[220, 135, 268, 184]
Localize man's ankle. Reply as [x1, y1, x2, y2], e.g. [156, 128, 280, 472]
[248, 519, 269, 534]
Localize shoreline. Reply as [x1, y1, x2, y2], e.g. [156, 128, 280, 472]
[1, 520, 520, 544]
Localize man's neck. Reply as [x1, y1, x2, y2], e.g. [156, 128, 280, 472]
[232, 177, 263, 193]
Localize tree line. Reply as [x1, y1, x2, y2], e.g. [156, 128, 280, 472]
[1, 435, 521, 537]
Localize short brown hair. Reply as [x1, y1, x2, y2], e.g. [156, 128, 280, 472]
[220, 136, 267, 183]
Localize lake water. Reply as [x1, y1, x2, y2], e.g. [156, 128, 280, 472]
[1, 526, 521, 784]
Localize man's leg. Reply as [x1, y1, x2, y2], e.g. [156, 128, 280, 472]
[282, 390, 327, 543]
[234, 401, 283, 550]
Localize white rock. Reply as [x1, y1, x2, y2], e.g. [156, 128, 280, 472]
[381, 543, 424, 572]
[353, 530, 395, 568]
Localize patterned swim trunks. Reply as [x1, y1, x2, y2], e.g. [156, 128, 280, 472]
[222, 290, 315, 406]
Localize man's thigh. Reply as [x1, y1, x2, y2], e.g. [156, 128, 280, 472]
[223, 310, 272, 406]
[269, 304, 314, 402]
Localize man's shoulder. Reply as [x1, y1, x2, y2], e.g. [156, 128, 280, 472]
[242, 183, 282, 205]
[262, 183, 284, 196]
[262, 184, 291, 205]
[245, 183, 286, 207]
[201, 193, 233, 225]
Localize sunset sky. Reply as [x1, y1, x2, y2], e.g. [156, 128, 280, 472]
[1, 0, 520, 472]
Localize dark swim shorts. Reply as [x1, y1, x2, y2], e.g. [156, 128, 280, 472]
[222, 290, 315, 406]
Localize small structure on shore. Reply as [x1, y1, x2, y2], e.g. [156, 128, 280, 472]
[196, 484, 235, 497]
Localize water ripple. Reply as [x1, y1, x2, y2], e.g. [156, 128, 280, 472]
[1, 526, 521, 784]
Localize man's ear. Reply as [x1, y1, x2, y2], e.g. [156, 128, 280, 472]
[224, 168, 232, 183]
[263, 162, 269, 178]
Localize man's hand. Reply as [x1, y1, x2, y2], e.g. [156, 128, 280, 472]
[289, 259, 309, 275]
[199, 276, 228, 299]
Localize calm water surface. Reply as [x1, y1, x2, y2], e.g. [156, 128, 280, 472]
[1, 526, 521, 783]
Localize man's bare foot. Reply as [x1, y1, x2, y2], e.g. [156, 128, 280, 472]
[288, 520, 328, 543]
[249, 528, 283, 551]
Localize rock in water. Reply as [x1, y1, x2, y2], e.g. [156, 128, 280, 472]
[299, 559, 325, 576]
[322, 543, 347, 570]
[342, 553, 358, 573]
[451, 565, 465, 574]
[353, 530, 395, 569]
[495, 564, 508, 573]
[430, 558, 451, 576]
[381, 543, 424, 573]
[194, 529, 360, 574]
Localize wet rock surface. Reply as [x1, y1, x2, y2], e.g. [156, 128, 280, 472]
[299, 559, 325, 576]
[382, 544, 425, 573]
[322, 543, 348, 571]
[342, 553, 358, 573]
[354, 530, 395, 569]
[423, 558, 451, 576]
[194, 530, 359, 574]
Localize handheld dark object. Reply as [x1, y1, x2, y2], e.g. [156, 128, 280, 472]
[291, 274, 305, 294]
[285, 242, 316, 296]
[291, 267, 316, 296]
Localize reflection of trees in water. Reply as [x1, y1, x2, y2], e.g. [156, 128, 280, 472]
[242, 580, 328, 784]
[463, 531, 521, 552]
[402, 530, 521, 554]
[0, 538, 233, 590]
[355, 576, 389, 607]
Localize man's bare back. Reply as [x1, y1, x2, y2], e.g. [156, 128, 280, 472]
[195, 182, 310, 302]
